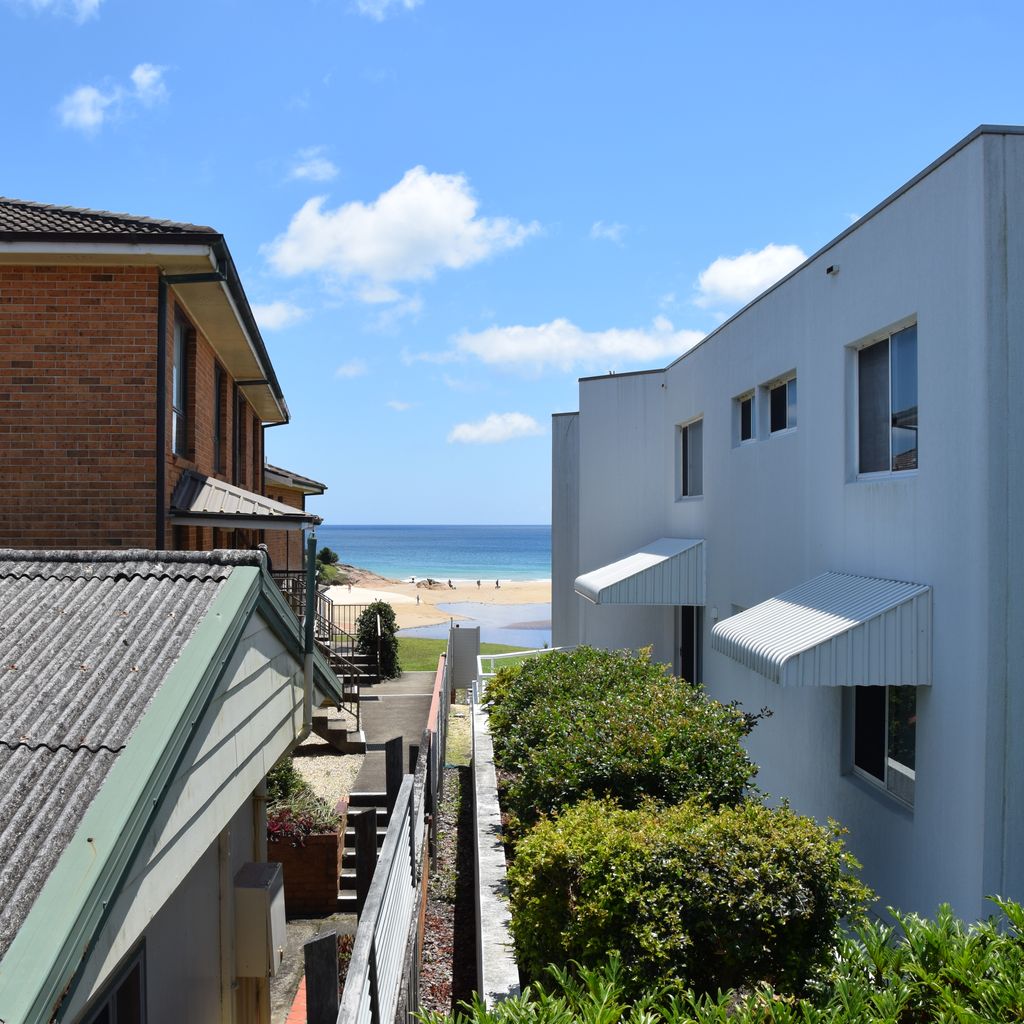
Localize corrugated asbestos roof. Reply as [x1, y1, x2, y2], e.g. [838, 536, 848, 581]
[0, 196, 217, 238]
[0, 549, 258, 961]
[170, 470, 323, 525]
[710, 571, 932, 687]
[575, 537, 705, 605]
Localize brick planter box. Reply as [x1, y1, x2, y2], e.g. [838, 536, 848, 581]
[268, 801, 347, 917]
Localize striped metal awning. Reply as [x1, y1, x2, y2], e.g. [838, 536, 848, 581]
[170, 470, 322, 531]
[574, 537, 705, 606]
[710, 571, 931, 687]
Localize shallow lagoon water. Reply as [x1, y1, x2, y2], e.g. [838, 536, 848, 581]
[399, 601, 552, 648]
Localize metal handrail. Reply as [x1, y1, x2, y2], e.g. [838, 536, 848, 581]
[339, 775, 417, 1024]
[475, 644, 576, 700]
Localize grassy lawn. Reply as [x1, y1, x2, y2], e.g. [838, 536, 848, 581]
[397, 636, 526, 671]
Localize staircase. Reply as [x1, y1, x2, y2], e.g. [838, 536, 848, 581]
[272, 569, 379, 753]
[338, 792, 390, 913]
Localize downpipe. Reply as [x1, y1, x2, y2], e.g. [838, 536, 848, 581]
[301, 531, 317, 739]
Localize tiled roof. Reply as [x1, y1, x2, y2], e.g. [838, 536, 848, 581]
[0, 549, 260, 960]
[0, 197, 217, 239]
[171, 470, 323, 525]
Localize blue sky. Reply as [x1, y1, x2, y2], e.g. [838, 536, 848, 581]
[3, 1, 1023, 524]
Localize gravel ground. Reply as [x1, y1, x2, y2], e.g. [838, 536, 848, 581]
[292, 706, 364, 807]
[419, 763, 478, 1016]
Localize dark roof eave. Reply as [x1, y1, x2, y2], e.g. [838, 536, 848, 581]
[169, 512, 322, 530]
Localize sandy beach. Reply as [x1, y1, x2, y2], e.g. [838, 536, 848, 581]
[324, 567, 551, 630]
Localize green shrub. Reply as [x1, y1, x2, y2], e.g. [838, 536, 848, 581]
[317, 546, 339, 565]
[266, 756, 340, 845]
[356, 599, 401, 678]
[508, 798, 871, 997]
[486, 647, 757, 826]
[424, 902, 1024, 1024]
[266, 755, 304, 803]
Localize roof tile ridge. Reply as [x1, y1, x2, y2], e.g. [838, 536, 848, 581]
[0, 195, 217, 233]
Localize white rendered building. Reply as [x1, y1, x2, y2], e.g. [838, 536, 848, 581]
[551, 125, 1024, 919]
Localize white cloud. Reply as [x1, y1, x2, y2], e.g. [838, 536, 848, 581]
[12, 0, 101, 22]
[289, 146, 338, 183]
[252, 301, 307, 331]
[57, 63, 168, 134]
[589, 220, 625, 243]
[354, 0, 421, 20]
[57, 85, 116, 133]
[387, 400, 412, 411]
[448, 316, 704, 374]
[130, 63, 168, 105]
[263, 166, 538, 297]
[335, 359, 368, 379]
[694, 243, 806, 309]
[448, 412, 544, 445]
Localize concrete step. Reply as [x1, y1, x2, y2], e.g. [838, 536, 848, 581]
[343, 824, 387, 850]
[347, 791, 388, 809]
[309, 711, 367, 753]
[337, 891, 359, 914]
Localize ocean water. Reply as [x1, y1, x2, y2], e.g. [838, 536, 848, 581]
[314, 524, 551, 582]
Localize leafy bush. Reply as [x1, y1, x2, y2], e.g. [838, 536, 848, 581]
[508, 798, 871, 997]
[486, 647, 757, 827]
[266, 755, 340, 845]
[356, 599, 401, 678]
[317, 546, 339, 565]
[266, 756, 304, 803]
[424, 901, 1024, 1024]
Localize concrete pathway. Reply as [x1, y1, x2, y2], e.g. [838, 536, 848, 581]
[351, 669, 437, 793]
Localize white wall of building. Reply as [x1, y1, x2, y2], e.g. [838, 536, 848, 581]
[553, 129, 1024, 919]
[65, 609, 305, 1023]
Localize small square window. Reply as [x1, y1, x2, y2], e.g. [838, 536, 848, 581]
[769, 376, 797, 433]
[852, 685, 916, 806]
[678, 418, 703, 497]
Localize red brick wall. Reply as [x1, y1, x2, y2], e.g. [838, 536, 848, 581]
[164, 295, 266, 552]
[264, 486, 306, 571]
[0, 265, 159, 549]
[0, 267, 275, 553]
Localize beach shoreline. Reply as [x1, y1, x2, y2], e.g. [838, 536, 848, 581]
[324, 566, 551, 630]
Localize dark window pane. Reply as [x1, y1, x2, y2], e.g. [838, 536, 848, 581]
[787, 377, 797, 428]
[687, 419, 702, 495]
[854, 686, 885, 781]
[680, 425, 689, 495]
[858, 339, 889, 473]
[890, 325, 918, 471]
[740, 397, 752, 440]
[115, 961, 144, 1024]
[770, 383, 787, 432]
[888, 687, 917, 771]
[680, 605, 696, 684]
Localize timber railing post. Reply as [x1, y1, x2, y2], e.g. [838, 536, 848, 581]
[384, 736, 403, 814]
[355, 809, 378, 914]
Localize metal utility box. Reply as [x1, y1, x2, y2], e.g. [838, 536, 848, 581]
[234, 861, 286, 978]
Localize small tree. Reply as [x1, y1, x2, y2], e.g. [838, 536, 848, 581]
[355, 600, 400, 678]
[317, 546, 339, 565]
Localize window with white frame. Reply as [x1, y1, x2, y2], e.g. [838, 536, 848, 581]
[852, 685, 916, 806]
[768, 375, 797, 433]
[735, 392, 755, 444]
[857, 324, 917, 474]
[678, 418, 703, 497]
[171, 319, 189, 457]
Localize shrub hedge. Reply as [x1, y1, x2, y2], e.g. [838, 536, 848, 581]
[486, 647, 757, 826]
[356, 599, 401, 678]
[426, 901, 1024, 1024]
[508, 798, 871, 997]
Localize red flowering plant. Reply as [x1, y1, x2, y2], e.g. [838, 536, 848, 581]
[266, 758, 340, 847]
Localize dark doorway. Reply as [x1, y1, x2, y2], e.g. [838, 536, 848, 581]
[679, 606, 702, 684]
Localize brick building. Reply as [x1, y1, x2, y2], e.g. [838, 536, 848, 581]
[0, 198, 324, 556]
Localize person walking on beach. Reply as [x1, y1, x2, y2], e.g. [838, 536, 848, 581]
[476, 579, 481, 588]
[495, 579, 500, 589]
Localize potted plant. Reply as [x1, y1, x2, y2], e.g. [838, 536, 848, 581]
[266, 759, 345, 916]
